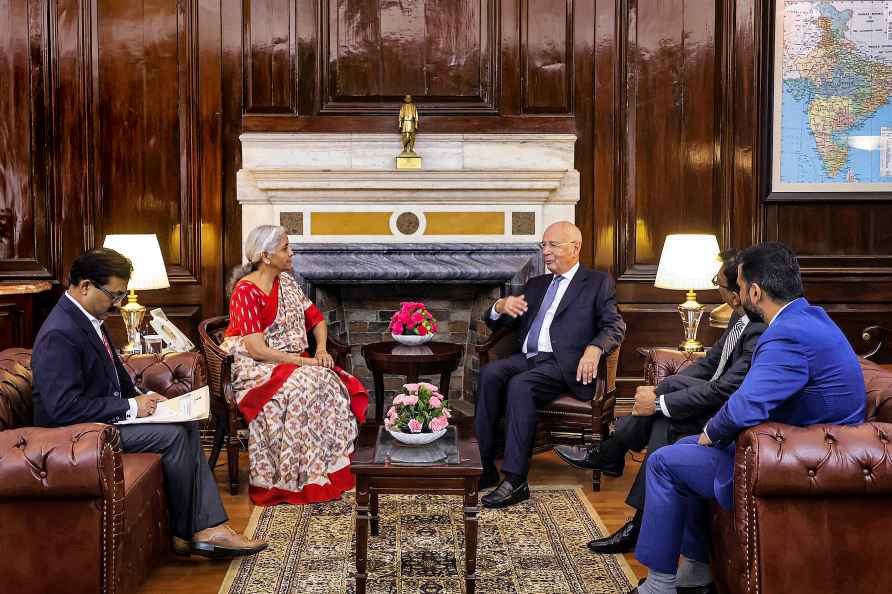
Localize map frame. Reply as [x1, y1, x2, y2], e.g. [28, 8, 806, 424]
[770, 0, 892, 195]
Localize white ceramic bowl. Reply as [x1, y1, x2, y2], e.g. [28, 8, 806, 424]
[391, 332, 434, 346]
[387, 427, 447, 445]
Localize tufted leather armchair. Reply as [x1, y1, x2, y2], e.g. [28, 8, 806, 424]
[476, 327, 620, 491]
[0, 348, 206, 594]
[642, 348, 892, 594]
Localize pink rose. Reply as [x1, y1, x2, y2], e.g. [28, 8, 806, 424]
[418, 326, 428, 336]
[403, 383, 420, 393]
[429, 415, 448, 432]
[392, 321, 404, 334]
[398, 311, 410, 324]
[411, 312, 424, 325]
[387, 406, 397, 418]
[419, 383, 438, 393]
[442, 408, 451, 418]
[384, 417, 394, 429]
[392, 394, 408, 405]
[408, 419, 422, 433]
[429, 396, 442, 408]
[402, 395, 418, 406]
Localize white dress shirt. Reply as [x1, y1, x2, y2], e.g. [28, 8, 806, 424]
[490, 262, 581, 354]
[65, 292, 138, 420]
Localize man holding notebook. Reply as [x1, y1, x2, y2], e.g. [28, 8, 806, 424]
[31, 248, 266, 559]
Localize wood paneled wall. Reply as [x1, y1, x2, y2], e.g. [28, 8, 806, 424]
[2, 1, 890, 384]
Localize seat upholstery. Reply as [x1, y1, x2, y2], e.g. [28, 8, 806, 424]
[641, 346, 892, 594]
[0, 348, 206, 594]
[476, 327, 620, 491]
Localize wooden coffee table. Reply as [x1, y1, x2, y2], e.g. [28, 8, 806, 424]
[350, 417, 483, 594]
[360, 341, 463, 425]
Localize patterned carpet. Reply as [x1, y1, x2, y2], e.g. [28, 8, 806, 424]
[219, 486, 635, 594]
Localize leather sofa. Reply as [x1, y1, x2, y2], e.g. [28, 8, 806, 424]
[643, 348, 892, 594]
[0, 348, 206, 594]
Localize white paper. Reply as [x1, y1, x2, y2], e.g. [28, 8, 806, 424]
[882, 127, 892, 178]
[116, 385, 210, 424]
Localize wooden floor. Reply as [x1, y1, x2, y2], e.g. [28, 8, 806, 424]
[138, 449, 648, 594]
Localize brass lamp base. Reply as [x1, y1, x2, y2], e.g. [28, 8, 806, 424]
[119, 290, 146, 354]
[676, 289, 705, 353]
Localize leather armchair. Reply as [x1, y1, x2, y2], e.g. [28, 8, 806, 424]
[476, 327, 620, 491]
[642, 348, 892, 594]
[0, 348, 206, 594]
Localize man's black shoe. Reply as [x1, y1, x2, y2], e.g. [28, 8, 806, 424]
[479, 467, 500, 490]
[586, 518, 640, 554]
[481, 479, 530, 509]
[553, 444, 624, 477]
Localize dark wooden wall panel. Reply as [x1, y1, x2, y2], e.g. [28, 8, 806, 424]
[770, 203, 892, 257]
[523, 0, 571, 113]
[244, 0, 295, 113]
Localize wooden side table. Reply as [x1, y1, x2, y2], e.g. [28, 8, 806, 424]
[360, 341, 463, 425]
[351, 417, 483, 594]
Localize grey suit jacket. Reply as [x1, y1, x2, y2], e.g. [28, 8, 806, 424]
[655, 314, 766, 429]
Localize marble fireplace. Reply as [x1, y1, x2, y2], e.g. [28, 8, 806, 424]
[237, 133, 580, 413]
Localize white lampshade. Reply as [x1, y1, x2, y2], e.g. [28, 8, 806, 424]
[654, 234, 721, 291]
[103, 234, 170, 291]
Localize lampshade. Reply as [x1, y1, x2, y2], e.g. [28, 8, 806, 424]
[654, 234, 721, 291]
[103, 234, 170, 290]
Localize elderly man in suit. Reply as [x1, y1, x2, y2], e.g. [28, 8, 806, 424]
[554, 250, 766, 557]
[476, 221, 626, 508]
[630, 242, 866, 594]
[32, 248, 267, 559]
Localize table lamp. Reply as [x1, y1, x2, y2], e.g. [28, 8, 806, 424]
[103, 234, 170, 354]
[654, 234, 721, 352]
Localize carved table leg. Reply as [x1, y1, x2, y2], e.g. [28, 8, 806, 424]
[372, 370, 385, 425]
[355, 477, 370, 594]
[370, 490, 380, 536]
[464, 477, 480, 594]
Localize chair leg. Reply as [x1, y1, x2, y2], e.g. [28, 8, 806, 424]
[208, 421, 226, 470]
[591, 468, 602, 492]
[227, 435, 240, 495]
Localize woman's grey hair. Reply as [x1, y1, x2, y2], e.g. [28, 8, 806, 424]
[227, 225, 289, 295]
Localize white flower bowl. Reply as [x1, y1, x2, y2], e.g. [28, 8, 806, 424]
[387, 427, 447, 445]
[391, 332, 434, 346]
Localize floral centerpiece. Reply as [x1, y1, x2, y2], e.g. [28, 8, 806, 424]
[385, 382, 451, 445]
[389, 301, 439, 345]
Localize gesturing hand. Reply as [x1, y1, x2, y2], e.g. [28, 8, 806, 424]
[135, 393, 167, 417]
[497, 295, 529, 318]
[576, 346, 602, 385]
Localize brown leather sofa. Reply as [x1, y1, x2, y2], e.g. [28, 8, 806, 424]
[643, 348, 892, 594]
[0, 348, 206, 594]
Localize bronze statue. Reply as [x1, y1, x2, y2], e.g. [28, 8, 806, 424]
[398, 95, 419, 156]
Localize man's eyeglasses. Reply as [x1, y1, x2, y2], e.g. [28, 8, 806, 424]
[538, 240, 576, 250]
[712, 274, 737, 293]
[93, 283, 128, 304]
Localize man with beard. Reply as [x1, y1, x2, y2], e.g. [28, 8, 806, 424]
[628, 242, 866, 594]
[554, 250, 765, 558]
[32, 248, 267, 559]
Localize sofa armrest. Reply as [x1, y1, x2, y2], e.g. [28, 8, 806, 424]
[641, 348, 704, 385]
[735, 421, 892, 499]
[0, 423, 122, 499]
[122, 351, 207, 397]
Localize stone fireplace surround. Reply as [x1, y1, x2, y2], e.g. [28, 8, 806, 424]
[237, 132, 579, 414]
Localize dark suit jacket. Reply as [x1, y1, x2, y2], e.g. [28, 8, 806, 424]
[484, 264, 626, 401]
[32, 295, 139, 427]
[654, 314, 766, 430]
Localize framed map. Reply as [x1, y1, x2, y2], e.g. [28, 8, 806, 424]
[772, 1, 892, 192]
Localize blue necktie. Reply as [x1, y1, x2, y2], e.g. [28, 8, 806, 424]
[525, 275, 565, 357]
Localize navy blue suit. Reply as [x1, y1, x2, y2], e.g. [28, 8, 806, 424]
[476, 265, 625, 479]
[635, 298, 865, 574]
[32, 295, 228, 540]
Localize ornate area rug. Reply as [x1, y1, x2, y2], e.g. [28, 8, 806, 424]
[219, 486, 636, 594]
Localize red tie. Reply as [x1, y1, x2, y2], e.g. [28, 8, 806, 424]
[101, 332, 115, 362]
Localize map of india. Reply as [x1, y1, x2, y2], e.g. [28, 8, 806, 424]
[776, 1, 892, 189]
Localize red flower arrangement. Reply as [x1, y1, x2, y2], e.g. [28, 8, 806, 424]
[389, 301, 439, 336]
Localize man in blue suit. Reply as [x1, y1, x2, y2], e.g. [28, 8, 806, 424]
[476, 221, 626, 508]
[33, 248, 267, 559]
[630, 242, 865, 594]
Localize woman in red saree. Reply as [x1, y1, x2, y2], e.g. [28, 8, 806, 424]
[221, 225, 368, 505]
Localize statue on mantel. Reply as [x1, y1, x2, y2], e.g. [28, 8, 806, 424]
[397, 95, 421, 169]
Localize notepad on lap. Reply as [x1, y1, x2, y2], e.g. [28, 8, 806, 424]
[116, 386, 210, 424]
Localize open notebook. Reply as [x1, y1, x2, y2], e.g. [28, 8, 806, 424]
[116, 385, 210, 424]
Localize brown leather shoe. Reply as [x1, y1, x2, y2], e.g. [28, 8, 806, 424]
[172, 536, 192, 557]
[191, 524, 268, 559]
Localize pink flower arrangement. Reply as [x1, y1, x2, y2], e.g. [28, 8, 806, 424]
[389, 302, 439, 336]
[384, 381, 451, 434]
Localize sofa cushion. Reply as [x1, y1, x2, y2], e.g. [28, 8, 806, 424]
[861, 358, 892, 423]
[0, 348, 34, 430]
